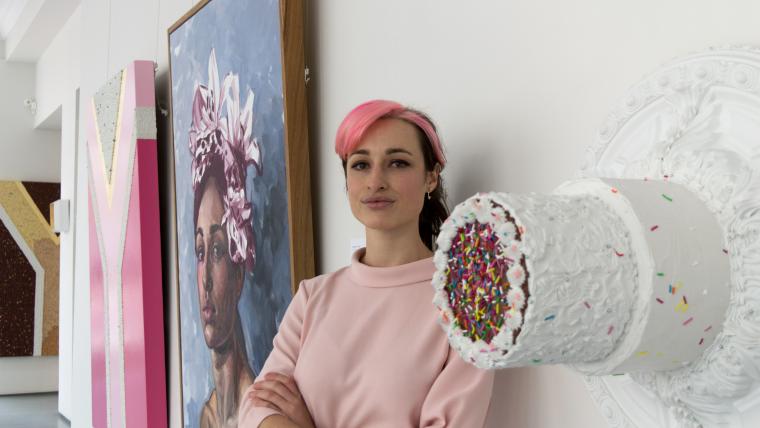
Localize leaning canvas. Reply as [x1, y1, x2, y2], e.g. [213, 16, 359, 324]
[86, 61, 166, 428]
[168, 0, 314, 426]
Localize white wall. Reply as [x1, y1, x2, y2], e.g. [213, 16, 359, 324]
[0, 356, 58, 394]
[48, 0, 760, 427]
[0, 49, 60, 181]
[32, 7, 82, 419]
[306, 1, 760, 427]
[35, 7, 80, 128]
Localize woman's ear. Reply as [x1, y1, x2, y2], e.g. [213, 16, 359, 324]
[426, 163, 441, 192]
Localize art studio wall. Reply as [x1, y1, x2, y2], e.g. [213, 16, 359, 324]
[25, 0, 760, 427]
[33, 7, 81, 416]
[308, 3, 760, 425]
[289, 2, 760, 427]
[0, 37, 61, 396]
[0, 50, 60, 182]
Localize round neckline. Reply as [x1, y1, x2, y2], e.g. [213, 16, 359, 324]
[348, 248, 436, 288]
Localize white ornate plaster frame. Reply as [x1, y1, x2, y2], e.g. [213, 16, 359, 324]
[581, 47, 760, 427]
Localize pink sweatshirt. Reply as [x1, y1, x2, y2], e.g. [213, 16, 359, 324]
[239, 249, 494, 427]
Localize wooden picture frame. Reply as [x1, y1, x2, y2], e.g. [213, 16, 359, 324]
[167, 0, 314, 425]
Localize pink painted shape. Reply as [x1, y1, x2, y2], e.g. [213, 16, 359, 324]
[137, 137, 167, 427]
[88, 61, 166, 428]
[133, 61, 156, 108]
[127, 60, 166, 428]
[121, 138, 166, 428]
[89, 197, 107, 428]
[87, 63, 135, 428]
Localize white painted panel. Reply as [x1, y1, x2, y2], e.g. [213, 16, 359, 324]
[57, 88, 79, 420]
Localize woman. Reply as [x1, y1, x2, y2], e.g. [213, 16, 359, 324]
[190, 49, 263, 428]
[239, 100, 494, 427]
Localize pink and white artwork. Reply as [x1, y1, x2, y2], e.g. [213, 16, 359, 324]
[87, 61, 166, 428]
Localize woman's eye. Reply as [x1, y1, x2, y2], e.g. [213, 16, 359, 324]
[196, 245, 204, 262]
[212, 243, 223, 261]
[350, 161, 368, 171]
[390, 159, 409, 168]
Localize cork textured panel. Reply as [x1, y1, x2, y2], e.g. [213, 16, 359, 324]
[21, 182, 59, 225]
[23, 182, 60, 355]
[0, 181, 60, 357]
[0, 221, 36, 356]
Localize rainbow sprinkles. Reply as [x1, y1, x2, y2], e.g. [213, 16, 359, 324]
[433, 194, 528, 366]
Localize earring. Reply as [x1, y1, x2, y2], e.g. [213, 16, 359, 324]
[426, 191, 431, 200]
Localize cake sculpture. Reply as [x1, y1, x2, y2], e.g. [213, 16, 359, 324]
[432, 47, 760, 428]
[432, 177, 730, 375]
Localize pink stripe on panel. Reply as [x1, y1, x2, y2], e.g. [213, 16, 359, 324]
[123, 139, 166, 427]
[121, 61, 166, 428]
[89, 192, 108, 428]
[138, 138, 167, 426]
[133, 61, 156, 108]
[122, 145, 146, 428]
[106, 254, 124, 428]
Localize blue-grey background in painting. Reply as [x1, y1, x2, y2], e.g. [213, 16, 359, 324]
[169, 0, 292, 425]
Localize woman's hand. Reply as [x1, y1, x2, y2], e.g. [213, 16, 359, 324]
[251, 372, 315, 428]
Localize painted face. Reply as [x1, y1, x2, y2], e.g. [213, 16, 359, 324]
[346, 118, 437, 234]
[195, 176, 243, 350]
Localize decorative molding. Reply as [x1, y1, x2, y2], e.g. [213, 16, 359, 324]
[583, 376, 638, 428]
[582, 46, 760, 427]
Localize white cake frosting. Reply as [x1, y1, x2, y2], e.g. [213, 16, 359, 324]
[563, 178, 730, 375]
[433, 177, 730, 375]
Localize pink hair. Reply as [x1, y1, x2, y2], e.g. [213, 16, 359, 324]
[334, 100, 446, 167]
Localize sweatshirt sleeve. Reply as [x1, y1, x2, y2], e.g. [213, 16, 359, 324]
[238, 280, 309, 427]
[418, 346, 495, 428]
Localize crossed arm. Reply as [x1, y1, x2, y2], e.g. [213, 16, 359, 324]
[246, 372, 314, 428]
[257, 415, 300, 428]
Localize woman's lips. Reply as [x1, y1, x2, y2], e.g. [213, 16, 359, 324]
[363, 197, 394, 209]
[202, 305, 215, 322]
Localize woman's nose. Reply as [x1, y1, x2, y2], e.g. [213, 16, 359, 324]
[203, 258, 213, 291]
[367, 166, 388, 191]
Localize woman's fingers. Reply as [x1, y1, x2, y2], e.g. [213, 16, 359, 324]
[253, 379, 297, 402]
[263, 372, 299, 397]
[249, 396, 280, 412]
[251, 386, 291, 413]
[251, 373, 314, 427]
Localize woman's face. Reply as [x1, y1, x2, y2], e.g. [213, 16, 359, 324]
[195, 176, 243, 350]
[346, 118, 437, 234]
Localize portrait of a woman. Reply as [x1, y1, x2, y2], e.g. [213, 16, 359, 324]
[190, 49, 262, 428]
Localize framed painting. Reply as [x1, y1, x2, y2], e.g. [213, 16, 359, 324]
[167, 0, 314, 426]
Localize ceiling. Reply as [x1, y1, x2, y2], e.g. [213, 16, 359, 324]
[0, 0, 27, 41]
